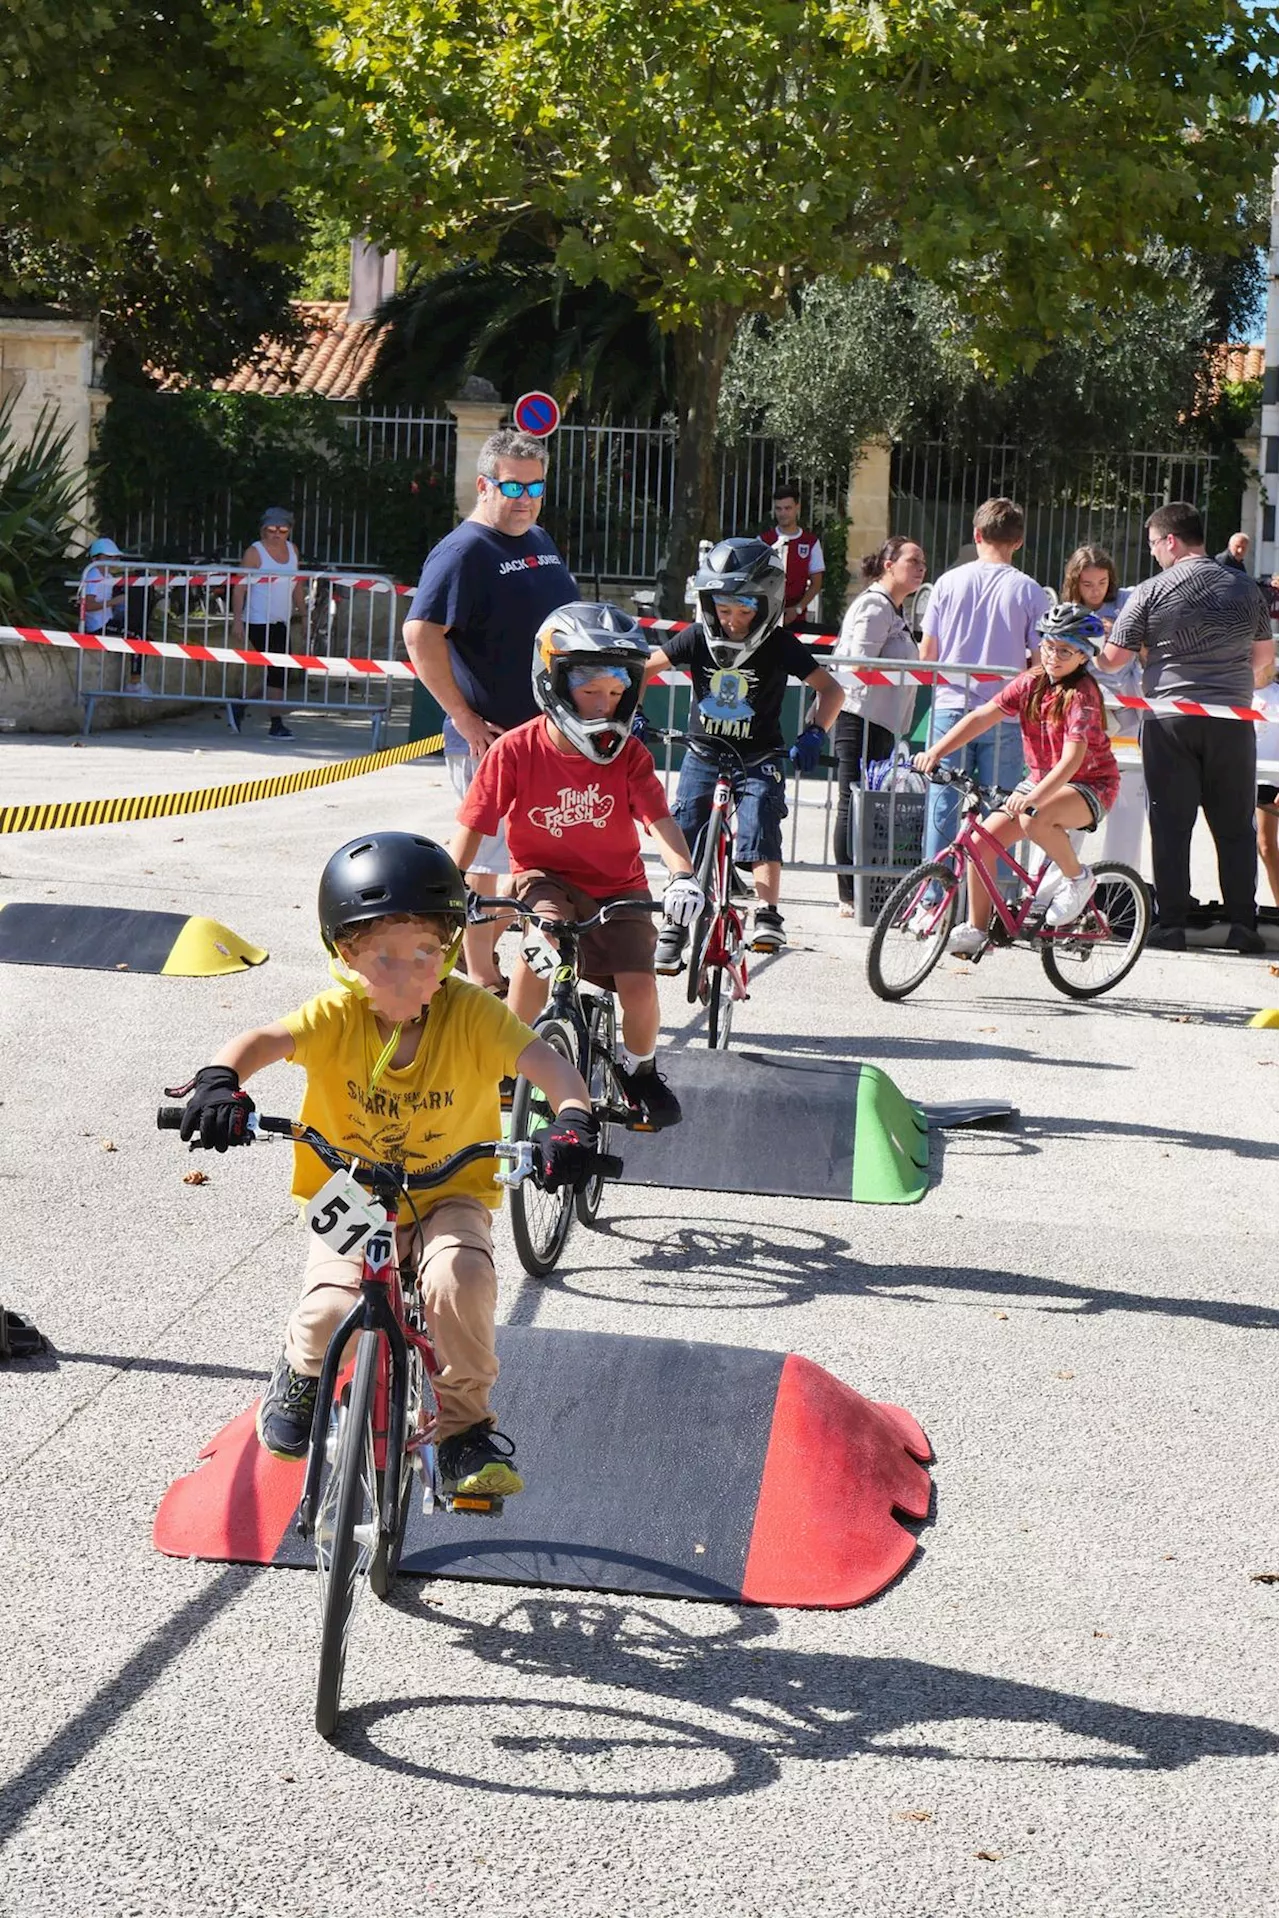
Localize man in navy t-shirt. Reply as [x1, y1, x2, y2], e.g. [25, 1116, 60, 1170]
[404, 427, 577, 985]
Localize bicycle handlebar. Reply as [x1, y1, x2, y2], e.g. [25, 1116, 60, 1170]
[155, 1109, 623, 1191]
[469, 896, 663, 933]
[919, 762, 1010, 804]
[646, 727, 782, 769]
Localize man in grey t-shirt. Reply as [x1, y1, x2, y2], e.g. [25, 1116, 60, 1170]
[1102, 501, 1274, 951]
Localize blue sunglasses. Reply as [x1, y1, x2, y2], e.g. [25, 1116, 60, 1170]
[486, 478, 546, 499]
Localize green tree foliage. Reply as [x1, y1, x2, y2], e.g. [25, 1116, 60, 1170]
[0, 397, 84, 627]
[720, 258, 1226, 475]
[324, 0, 1273, 608]
[368, 241, 675, 415]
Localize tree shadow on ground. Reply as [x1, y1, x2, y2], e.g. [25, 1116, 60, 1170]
[338, 1596, 1276, 1799]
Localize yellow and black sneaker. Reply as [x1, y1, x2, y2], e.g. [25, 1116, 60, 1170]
[437, 1423, 524, 1500]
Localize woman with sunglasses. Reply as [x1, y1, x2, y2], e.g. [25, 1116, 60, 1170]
[404, 429, 579, 990]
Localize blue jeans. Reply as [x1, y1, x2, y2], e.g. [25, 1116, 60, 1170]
[923, 712, 1026, 863]
[672, 752, 787, 866]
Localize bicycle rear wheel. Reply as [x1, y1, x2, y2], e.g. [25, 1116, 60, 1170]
[866, 862, 959, 1000]
[1039, 862, 1151, 999]
[509, 1015, 577, 1276]
[686, 812, 725, 1007]
[577, 995, 617, 1226]
[315, 1329, 381, 1739]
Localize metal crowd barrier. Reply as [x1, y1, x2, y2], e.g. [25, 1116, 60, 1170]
[72, 562, 403, 746]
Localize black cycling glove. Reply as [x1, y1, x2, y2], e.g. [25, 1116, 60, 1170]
[178, 1066, 255, 1151]
[541, 1104, 600, 1191]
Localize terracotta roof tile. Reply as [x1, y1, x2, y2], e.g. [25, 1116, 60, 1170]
[156, 301, 386, 399]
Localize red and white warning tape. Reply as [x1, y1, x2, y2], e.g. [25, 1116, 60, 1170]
[0, 625, 1269, 724]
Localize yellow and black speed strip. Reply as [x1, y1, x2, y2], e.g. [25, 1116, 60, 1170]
[0, 731, 445, 836]
[0, 904, 267, 975]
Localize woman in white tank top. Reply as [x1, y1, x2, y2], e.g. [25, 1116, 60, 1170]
[230, 506, 305, 738]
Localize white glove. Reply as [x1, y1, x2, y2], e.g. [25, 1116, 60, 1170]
[662, 874, 705, 928]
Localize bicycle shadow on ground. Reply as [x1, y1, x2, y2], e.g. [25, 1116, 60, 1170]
[338, 1596, 1277, 1799]
[957, 992, 1269, 1030]
[506, 1212, 1277, 1332]
[13, 1347, 267, 1383]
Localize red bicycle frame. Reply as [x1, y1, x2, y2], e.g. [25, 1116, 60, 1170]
[701, 769, 750, 1002]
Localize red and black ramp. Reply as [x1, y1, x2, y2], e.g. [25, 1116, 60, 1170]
[615, 1050, 932, 1204]
[155, 1328, 932, 1608]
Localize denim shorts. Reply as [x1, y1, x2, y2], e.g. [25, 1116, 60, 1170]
[672, 751, 787, 865]
[1004, 777, 1106, 832]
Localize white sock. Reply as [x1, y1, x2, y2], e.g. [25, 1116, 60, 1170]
[619, 1047, 654, 1075]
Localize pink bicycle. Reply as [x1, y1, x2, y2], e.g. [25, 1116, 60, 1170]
[866, 766, 1151, 1002]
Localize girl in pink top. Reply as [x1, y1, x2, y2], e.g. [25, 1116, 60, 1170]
[917, 604, 1119, 953]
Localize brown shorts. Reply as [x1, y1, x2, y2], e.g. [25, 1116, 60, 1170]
[514, 871, 657, 988]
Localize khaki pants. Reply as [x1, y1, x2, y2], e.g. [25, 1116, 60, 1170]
[283, 1197, 499, 1444]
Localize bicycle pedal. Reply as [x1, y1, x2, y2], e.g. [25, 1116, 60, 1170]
[447, 1493, 504, 1517]
[625, 1114, 657, 1134]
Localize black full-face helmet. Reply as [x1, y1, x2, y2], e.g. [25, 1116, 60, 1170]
[318, 832, 467, 954]
[1036, 601, 1106, 659]
[532, 601, 651, 764]
[694, 537, 787, 669]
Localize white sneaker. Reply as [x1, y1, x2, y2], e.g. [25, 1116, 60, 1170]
[947, 924, 987, 958]
[1045, 867, 1096, 928]
[1028, 863, 1061, 915]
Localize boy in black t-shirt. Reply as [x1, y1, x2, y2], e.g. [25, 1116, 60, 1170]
[644, 537, 842, 964]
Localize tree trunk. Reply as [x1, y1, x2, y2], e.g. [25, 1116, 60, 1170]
[655, 305, 739, 619]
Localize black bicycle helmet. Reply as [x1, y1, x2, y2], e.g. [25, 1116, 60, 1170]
[694, 536, 787, 669]
[318, 833, 467, 953]
[1037, 601, 1106, 658]
[532, 601, 651, 764]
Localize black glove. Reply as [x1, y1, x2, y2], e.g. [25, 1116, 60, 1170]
[178, 1066, 255, 1151]
[629, 709, 652, 744]
[541, 1104, 600, 1191]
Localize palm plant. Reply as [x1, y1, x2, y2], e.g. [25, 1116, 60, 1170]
[0, 394, 84, 626]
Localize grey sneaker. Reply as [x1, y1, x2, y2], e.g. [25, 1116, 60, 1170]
[654, 923, 687, 975]
[255, 1353, 318, 1460]
[750, 905, 785, 952]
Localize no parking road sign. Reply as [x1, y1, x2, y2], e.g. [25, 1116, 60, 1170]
[513, 389, 561, 437]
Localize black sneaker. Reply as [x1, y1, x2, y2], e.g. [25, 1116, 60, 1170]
[615, 1058, 682, 1130]
[654, 924, 688, 975]
[1225, 923, 1265, 955]
[436, 1424, 523, 1499]
[256, 1353, 318, 1460]
[750, 905, 786, 952]
[268, 719, 294, 740]
[228, 703, 247, 733]
[1147, 924, 1187, 951]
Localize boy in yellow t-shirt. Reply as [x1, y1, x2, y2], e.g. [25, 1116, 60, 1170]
[174, 832, 596, 1499]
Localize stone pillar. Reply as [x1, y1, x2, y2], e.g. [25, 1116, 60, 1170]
[447, 378, 508, 524]
[0, 317, 104, 539]
[844, 440, 892, 611]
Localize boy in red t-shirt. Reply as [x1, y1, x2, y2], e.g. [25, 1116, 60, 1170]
[450, 602, 702, 1129]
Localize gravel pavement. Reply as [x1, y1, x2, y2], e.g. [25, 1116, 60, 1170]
[0, 709, 1275, 1918]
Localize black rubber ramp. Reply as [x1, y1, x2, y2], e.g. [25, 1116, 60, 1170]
[154, 1328, 933, 1608]
[618, 1050, 931, 1203]
[0, 902, 266, 974]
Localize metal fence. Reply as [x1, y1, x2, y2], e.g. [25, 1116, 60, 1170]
[539, 424, 846, 595]
[891, 443, 1218, 596]
[73, 562, 403, 743]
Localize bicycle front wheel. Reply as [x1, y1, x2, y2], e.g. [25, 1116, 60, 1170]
[866, 862, 959, 1001]
[687, 812, 726, 1007]
[707, 961, 735, 1049]
[577, 995, 617, 1226]
[315, 1329, 381, 1739]
[1039, 862, 1151, 1000]
[368, 1335, 421, 1599]
[509, 1015, 577, 1276]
